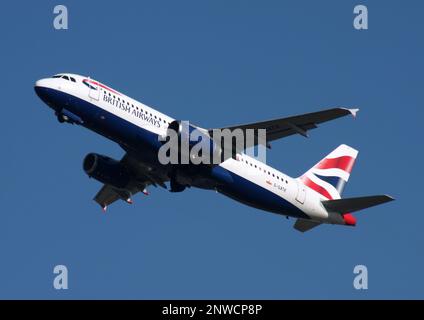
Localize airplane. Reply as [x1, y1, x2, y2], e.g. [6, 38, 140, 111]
[34, 73, 394, 232]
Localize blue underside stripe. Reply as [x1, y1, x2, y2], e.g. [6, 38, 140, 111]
[39, 87, 308, 219]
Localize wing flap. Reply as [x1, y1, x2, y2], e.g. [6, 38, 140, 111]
[94, 185, 126, 210]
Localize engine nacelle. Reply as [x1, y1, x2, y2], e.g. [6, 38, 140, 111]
[83, 153, 130, 189]
[166, 120, 222, 164]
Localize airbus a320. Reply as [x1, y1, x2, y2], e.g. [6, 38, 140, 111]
[34, 73, 393, 232]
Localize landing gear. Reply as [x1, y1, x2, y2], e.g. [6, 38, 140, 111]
[55, 109, 83, 125]
[169, 170, 186, 193]
[56, 112, 67, 123]
[170, 176, 186, 192]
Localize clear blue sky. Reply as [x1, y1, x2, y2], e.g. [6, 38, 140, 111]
[0, 0, 422, 299]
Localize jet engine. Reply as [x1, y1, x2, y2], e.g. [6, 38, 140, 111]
[83, 153, 130, 189]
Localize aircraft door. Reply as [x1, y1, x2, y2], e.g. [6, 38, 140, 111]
[296, 181, 306, 204]
[88, 77, 100, 101]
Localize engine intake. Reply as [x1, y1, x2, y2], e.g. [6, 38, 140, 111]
[83, 153, 130, 189]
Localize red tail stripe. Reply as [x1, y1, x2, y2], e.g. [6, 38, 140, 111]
[301, 177, 333, 200]
[316, 156, 355, 173]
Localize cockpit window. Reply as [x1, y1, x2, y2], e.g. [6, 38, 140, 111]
[52, 74, 76, 83]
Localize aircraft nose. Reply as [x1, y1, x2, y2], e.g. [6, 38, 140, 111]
[34, 78, 54, 107]
[34, 79, 47, 97]
[34, 78, 49, 89]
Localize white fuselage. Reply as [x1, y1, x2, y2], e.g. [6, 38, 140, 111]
[35, 74, 336, 224]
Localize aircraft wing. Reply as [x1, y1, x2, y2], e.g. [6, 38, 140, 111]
[93, 152, 168, 211]
[214, 107, 358, 149]
[94, 184, 139, 210]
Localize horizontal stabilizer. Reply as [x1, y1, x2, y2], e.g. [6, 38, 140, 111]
[294, 219, 322, 232]
[322, 195, 394, 214]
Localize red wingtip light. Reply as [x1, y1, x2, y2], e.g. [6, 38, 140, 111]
[343, 213, 356, 226]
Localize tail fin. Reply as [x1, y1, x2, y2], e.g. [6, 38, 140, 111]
[300, 144, 358, 200]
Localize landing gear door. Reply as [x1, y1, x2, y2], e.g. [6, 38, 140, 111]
[296, 181, 306, 204]
[88, 77, 100, 101]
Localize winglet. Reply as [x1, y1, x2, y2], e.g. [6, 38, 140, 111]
[347, 108, 359, 118]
